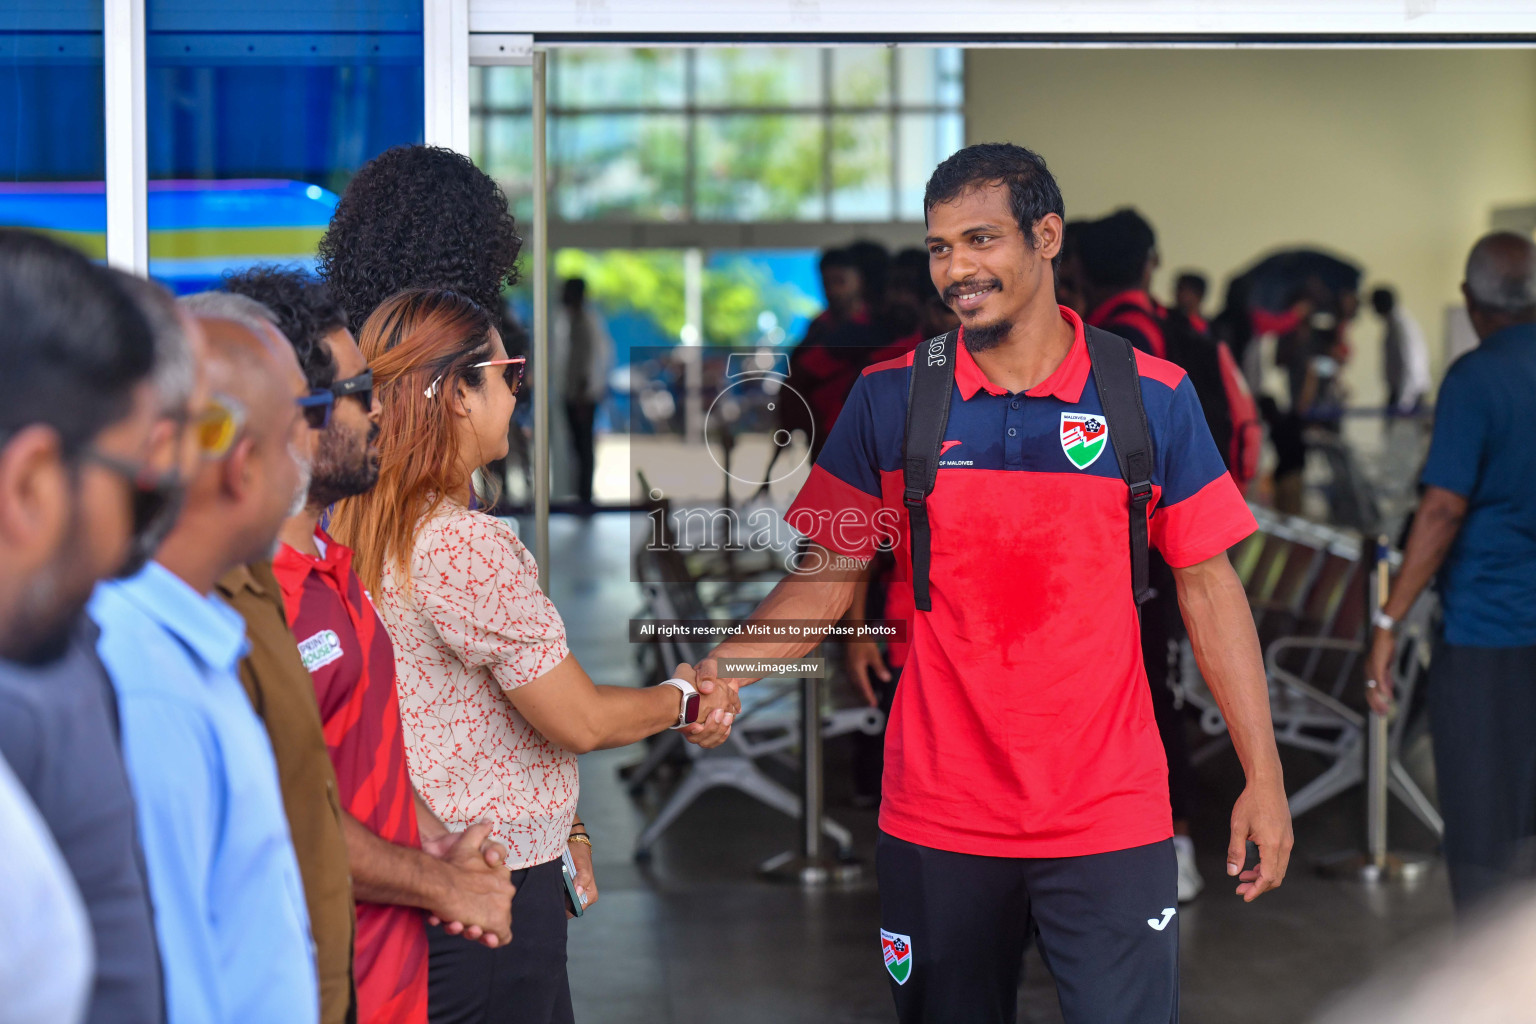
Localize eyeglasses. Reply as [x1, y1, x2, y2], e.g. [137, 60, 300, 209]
[424, 357, 526, 400]
[80, 448, 183, 559]
[296, 389, 336, 430]
[192, 394, 247, 460]
[329, 369, 374, 412]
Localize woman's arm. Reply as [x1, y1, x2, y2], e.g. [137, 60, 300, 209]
[506, 659, 735, 754]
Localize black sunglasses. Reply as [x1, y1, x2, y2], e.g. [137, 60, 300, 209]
[330, 369, 374, 412]
[81, 448, 183, 561]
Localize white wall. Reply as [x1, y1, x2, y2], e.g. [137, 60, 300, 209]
[964, 48, 1536, 403]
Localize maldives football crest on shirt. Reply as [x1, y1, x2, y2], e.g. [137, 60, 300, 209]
[1060, 412, 1108, 469]
[881, 929, 913, 985]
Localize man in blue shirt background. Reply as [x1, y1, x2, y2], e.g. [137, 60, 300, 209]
[1367, 231, 1536, 912]
[93, 300, 323, 1024]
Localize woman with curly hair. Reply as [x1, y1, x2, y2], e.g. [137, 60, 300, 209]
[330, 288, 736, 1024]
[317, 146, 525, 335]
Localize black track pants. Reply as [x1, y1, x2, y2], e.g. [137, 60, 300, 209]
[877, 832, 1179, 1024]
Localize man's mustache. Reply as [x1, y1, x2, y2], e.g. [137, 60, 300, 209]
[943, 278, 1003, 302]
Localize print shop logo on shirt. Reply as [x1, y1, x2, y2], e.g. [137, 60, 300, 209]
[298, 630, 345, 672]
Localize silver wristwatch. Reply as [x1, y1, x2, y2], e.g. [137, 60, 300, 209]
[1372, 609, 1398, 632]
[658, 677, 701, 730]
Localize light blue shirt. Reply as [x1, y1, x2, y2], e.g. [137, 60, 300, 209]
[89, 563, 318, 1024]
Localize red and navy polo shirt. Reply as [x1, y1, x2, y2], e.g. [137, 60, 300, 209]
[272, 531, 429, 1024]
[785, 305, 1255, 858]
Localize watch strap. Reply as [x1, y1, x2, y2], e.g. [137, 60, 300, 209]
[1372, 608, 1398, 632]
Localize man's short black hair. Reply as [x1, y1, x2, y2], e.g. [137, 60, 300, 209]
[1370, 286, 1396, 315]
[222, 265, 345, 390]
[561, 277, 587, 307]
[819, 247, 855, 273]
[317, 145, 523, 335]
[1175, 272, 1208, 298]
[844, 240, 890, 304]
[0, 230, 156, 455]
[924, 143, 1066, 266]
[1078, 209, 1158, 291]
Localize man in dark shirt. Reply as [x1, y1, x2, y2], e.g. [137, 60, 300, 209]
[1367, 231, 1536, 912]
[0, 230, 176, 1023]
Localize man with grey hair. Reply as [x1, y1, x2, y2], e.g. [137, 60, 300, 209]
[1366, 231, 1536, 913]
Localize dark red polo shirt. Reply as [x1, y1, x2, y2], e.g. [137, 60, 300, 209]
[786, 306, 1254, 858]
[273, 532, 428, 1024]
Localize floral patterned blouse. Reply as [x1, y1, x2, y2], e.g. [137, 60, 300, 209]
[375, 502, 576, 869]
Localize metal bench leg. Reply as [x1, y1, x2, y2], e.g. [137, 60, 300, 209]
[1388, 759, 1444, 837]
[1288, 736, 1363, 819]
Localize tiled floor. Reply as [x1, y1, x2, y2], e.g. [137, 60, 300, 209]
[537, 513, 1453, 1024]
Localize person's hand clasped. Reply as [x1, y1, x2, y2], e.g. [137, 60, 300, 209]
[423, 821, 515, 947]
[1363, 626, 1397, 716]
[1227, 778, 1293, 903]
[680, 659, 738, 749]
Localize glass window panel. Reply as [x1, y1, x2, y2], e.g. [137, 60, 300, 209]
[553, 47, 684, 109]
[694, 49, 822, 108]
[480, 64, 531, 109]
[473, 109, 533, 226]
[898, 47, 964, 108]
[897, 112, 964, 219]
[1, 2, 106, 257]
[145, 1, 423, 292]
[695, 115, 825, 221]
[830, 114, 892, 221]
[552, 115, 687, 221]
[831, 47, 890, 108]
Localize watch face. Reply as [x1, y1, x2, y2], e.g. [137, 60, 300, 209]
[684, 692, 702, 725]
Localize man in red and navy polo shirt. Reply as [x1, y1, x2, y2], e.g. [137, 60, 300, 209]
[694, 144, 1292, 1023]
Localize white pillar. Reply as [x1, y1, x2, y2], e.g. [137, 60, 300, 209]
[423, 0, 470, 154]
[104, 0, 147, 273]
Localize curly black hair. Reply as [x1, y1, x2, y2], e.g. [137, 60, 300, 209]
[924, 142, 1066, 267]
[222, 265, 344, 390]
[317, 145, 523, 335]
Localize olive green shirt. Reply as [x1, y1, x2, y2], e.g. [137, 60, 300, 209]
[217, 561, 356, 1024]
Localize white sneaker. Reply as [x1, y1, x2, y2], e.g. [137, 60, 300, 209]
[1174, 835, 1204, 903]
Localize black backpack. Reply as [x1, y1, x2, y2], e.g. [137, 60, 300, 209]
[902, 327, 1155, 612]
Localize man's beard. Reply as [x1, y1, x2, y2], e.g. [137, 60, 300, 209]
[962, 319, 1014, 354]
[307, 422, 381, 510]
[2, 501, 95, 664]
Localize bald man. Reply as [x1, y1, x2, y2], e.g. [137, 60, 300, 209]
[90, 316, 322, 1024]
[1366, 232, 1536, 913]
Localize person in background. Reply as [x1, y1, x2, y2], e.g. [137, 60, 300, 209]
[91, 308, 321, 1024]
[331, 289, 736, 1024]
[1371, 285, 1431, 415]
[1077, 208, 1209, 902]
[1365, 232, 1536, 914]
[226, 267, 518, 1024]
[556, 277, 612, 510]
[0, 231, 168, 1024]
[1173, 271, 1209, 330]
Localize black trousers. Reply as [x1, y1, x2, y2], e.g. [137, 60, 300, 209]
[564, 399, 597, 506]
[427, 858, 574, 1024]
[1428, 640, 1536, 913]
[877, 833, 1179, 1024]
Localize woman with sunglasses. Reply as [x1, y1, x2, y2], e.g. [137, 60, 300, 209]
[330, 289, 736, 1024]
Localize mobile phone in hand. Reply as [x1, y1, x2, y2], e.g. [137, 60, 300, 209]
[561, 848, 587, 918]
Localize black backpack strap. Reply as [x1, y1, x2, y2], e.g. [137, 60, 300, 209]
[902, 331, 957, 612]
[1084, 325, 1156, 606]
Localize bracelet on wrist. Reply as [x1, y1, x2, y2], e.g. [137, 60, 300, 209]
[568, 833, 593, 849]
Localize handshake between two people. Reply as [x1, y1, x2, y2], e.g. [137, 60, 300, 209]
[670, 658, 742, 751]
